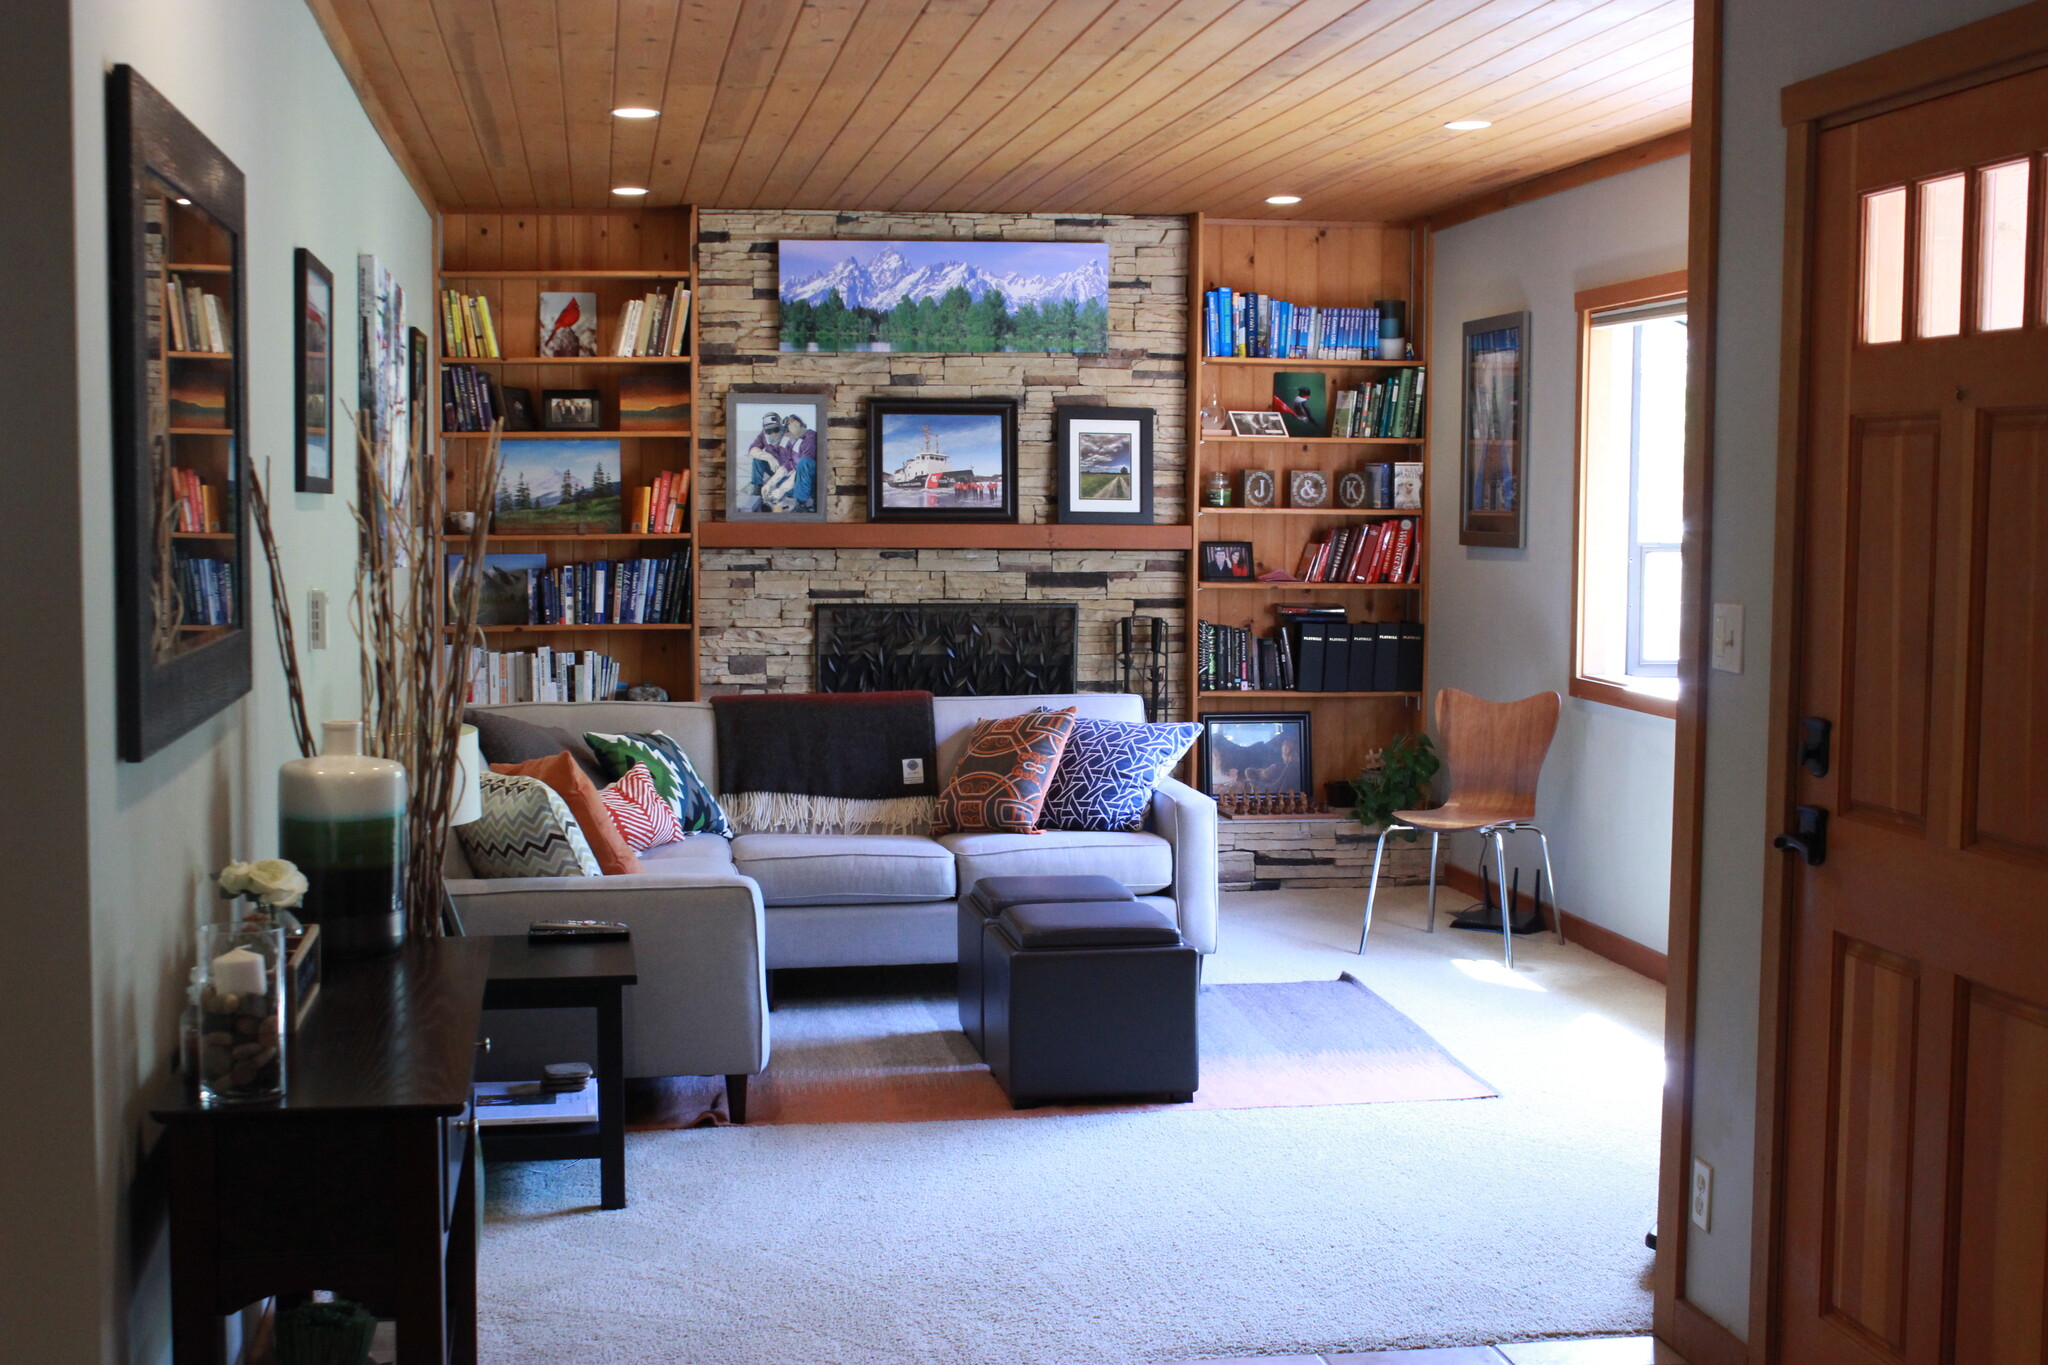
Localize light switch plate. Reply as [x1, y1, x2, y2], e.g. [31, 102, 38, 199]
[1711, 602, 1743, 673]
[308, 589, 329, 651]
[1691, 1158, 1713, 1231]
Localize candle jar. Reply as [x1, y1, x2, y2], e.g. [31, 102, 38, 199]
[196, 923, 286, 1103]
[280, 720, 408, 960]
[1203, 470, 1233, 507]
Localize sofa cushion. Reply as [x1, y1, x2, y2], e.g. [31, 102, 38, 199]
[597, 763, 684, 851]
[932, 709, 1076, 835]
[585, 729, 733, 837]
[456, 773, 600, 879]
[490, 752, 643, 875]
[467, 708, 607, 784]
[938, 830, 1174, 895]
[1041, 717, 1202, 833]
[638, 832, 739, 875]
[732, 833, 957, 906]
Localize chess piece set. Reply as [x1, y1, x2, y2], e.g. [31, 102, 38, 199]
[1217, 790, 1318, 818]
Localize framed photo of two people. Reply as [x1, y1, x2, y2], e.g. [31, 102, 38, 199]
[726, 390, 827, 522]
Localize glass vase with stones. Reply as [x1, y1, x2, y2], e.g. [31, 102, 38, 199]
[279, 720, 408, 960]
[197, 923, 286, 1103]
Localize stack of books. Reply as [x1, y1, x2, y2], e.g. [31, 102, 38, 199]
[510, 553, 692, 627]
[1331, 372, 1426, 438]
[630, 471, 690, 534]
[1291, 519, 1420, 584]
[169, 467, 222, 533]
[165, 276, 231, 353]
[454, 646, 623, 704]
[1202, 288, 1387, 359]
[1197, 610, 1425, 693]
[441, 290, 501, 358]
[441, 364, 501, 432]
[177, 554, 236, 626]
[612, 284, 692, 357]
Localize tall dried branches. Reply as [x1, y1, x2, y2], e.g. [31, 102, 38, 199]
[246, 463, 316, 759]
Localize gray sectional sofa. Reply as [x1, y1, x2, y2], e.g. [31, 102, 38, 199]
[448, 692, 1217, 1087]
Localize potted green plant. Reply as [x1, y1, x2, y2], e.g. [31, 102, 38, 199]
[1350, 732, 1440, 840]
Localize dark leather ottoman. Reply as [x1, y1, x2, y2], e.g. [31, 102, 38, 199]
[957, 875, 1133, 1056]
[983, 899, 1199, 1108]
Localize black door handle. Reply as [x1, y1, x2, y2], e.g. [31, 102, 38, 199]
[1773, 806, 1828, 866]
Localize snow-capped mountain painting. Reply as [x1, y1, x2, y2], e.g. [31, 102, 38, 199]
[777, 240, 1109, 353]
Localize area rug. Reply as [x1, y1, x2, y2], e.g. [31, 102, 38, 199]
[629, 974, 1492, 1129]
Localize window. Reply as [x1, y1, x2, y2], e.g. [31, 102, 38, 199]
[1574, 273, 1687, 719]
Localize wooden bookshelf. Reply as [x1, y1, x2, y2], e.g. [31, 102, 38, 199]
[1186, 214, 1429, 796]
[437, 208, 700, 702]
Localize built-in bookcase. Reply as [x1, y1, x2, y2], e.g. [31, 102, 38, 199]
[437, 208, 700, 701]
[1185, 216, 1430, 803]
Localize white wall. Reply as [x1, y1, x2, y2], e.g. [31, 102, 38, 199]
[1681, 0, 2029, 1340]
[0, 2, 433, 1359]
[1425, 155, 1690, 954]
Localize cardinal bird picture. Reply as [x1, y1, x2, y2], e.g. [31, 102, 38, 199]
[538, 291, 598, 358]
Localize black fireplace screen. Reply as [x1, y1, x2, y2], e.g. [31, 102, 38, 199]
[814, 603, 1078, 695]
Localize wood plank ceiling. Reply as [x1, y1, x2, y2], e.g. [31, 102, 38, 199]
[321, 0, 1691, 221]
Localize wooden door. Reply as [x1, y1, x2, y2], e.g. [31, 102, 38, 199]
[1775, 62, 2048, 1365]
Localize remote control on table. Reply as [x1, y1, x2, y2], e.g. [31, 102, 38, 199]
[527, 920, 631, 941]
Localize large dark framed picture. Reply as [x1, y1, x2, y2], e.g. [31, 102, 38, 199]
[1055, 405, 1153, 525]
[866, 398, 1018, 523]
[727, 391, 827, 522]
[1460, 311, 1529, 548]
[1197, 711, 1312, 800]
[294, 248, 333, 493]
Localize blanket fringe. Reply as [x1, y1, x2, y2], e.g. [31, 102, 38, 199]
[719, 791, 936, 837]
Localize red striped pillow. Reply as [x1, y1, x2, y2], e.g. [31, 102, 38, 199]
[599, 762, 684, 850]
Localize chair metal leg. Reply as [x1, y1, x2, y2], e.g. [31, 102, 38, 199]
[1490, 828, 1515, 969]
[1425, 831, 1442, 933]
[1529, 826, 1566, 945]
[1358, 826, 1392, 954]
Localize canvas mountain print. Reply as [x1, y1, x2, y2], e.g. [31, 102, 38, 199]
[492, 439, 622, 534]
[779, 241, 1108, 353]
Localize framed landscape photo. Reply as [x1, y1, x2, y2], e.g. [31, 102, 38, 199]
[492, 439, 622, 534]
[619, 371, 691, 433]
[1460, 311, 1529, 547]
[293, 248, 333, 493]
[1055, 405, 1153, 525]
[1199, 540, 1254, 582]
[1197, 712, 1313, 799]
[727, 391, 827, 522]
[778, 240, 1108, 354]
[867, 398, 1018, 524]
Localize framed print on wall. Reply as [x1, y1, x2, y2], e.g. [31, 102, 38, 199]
[777, 240, 1108, 354]
[1055, 405, 1153, 524]
[1196, 711, 1313, 800]
[866, 398, 1018, 524]
[727, 391, 827, 522]
[294, 248, 333, 493]
[1460, 310, 1529, 548]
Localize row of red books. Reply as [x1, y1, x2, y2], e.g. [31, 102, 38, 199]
[630, 469, 691, 534]
[169, 466, 220, 533]
[1290, 518, 1419, 584]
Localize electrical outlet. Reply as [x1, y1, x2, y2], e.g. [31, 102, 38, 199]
[1711, 603, 1743, 673]
[308, 589, 328, 651]
[1691, 1158, 1713, 1232]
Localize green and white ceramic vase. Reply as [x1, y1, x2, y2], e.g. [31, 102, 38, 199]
[280, 720, 408, 959]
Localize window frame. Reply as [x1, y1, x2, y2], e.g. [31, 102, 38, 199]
[1571, 271, 1688, 720]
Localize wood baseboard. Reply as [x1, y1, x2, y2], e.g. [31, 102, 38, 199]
[1439, 863, 1670, 984]
[1665, 1296, 1748, 1365]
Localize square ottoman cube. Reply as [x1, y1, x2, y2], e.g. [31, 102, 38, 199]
[957, 874, 1133, 1056]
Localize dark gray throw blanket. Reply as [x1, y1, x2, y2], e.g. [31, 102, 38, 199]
[710, 691, 937, 835]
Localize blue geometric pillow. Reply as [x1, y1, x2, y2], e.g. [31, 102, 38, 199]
[1041, 717, 1203, 833]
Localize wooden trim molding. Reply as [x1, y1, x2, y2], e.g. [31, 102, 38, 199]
[695, 523, 1192, 551]
[1421, 129, 1692, 233]
[1569, 675, 1677, 720]
[302, 0, 440, 212]
[1671, 1296, 1750, 1365]
[1780, 0, 2048, 126]
[1439, 863, 1669, 984]
[1574, 271, 1690, 317]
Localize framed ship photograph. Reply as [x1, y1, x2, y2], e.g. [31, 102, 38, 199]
[727, 390, 827, 522]
[866, 398, 1018, 524]
[1460, 311, 1529, 547]
[1054, 405, 1153, 525]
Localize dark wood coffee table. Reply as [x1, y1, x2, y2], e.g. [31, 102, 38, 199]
[479, 935, 638, 1210]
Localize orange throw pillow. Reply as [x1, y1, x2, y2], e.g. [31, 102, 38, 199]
[490, 753, 644, 876]
[932, 708, 1078, 835]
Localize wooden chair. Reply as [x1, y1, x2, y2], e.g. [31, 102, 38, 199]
[1358, 687, 1564, 968]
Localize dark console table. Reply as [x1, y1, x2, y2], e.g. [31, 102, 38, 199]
[152, 937, 492, 1365]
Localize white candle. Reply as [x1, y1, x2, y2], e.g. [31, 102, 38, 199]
[211, 946, 267, 998]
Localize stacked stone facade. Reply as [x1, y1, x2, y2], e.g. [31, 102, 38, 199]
[1217, 819, 1436, 891]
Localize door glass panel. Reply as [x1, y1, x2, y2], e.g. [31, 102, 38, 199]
[1862, 187, 1906, 343]
[1979, 160, 2030, 332]
[1918, 174, 1966, 338]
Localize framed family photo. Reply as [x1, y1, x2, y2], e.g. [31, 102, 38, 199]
[727, 391, 827, 522]
[1198, 540, 1254, 581]
[1054, 405, 1153, 525]
[1197, 712, 1312, 799]
[293, 248, 333, 493]
[866, 398, 1017, 524]
[1460, 311, 1529, 547]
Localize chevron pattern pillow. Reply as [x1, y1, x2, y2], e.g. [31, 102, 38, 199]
[455, 772, 601, 879]
[1042, 717, 1202, 832]
[932, 708, 1077, 836]
[584, 729, 733, 838]
[599, 762, 684, 850]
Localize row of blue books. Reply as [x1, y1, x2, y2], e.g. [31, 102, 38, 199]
[178, 554, 236, 627]
[519, 553, 691, 627]
[1203, 289, 1390, 359]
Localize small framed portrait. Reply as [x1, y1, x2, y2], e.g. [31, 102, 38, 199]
[293, 248, 333, 493]
[1336, 470, 1370, 509]
[1197, 711, 1313, 799]
[501, 386, 538, 432]
[1055, 405, 1153, 525]
[1228, 410, 1289, 438]
[867, 398, 1018, 524]
[1199, 540, 1254, 581]
[542, 388, 602, 432]
[727, 390, 828, 522]
[1287, 469, 1330, 508]
[1240, 468, 1276, 508]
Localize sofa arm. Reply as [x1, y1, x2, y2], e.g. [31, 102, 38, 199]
[1149, 776, 1218, 953]
[448, 874, 770, 1081]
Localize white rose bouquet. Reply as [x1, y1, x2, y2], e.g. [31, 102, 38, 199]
[215, 858, 310, 913]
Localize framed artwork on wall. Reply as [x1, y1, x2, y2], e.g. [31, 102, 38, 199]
[1196, 712, 1313, 800]
[726, 391, 827, 522]
[1459, 311, 1529, 548]
[777, 240, 1108, 354]
[866, 398, 1018, 524]
[1054, 405, 1153, 525]
[294, 248, 333, 493]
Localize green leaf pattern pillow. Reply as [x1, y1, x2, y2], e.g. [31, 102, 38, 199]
[584, 729, 733, 838]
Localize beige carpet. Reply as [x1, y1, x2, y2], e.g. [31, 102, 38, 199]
[631, 974, 1493, 1128]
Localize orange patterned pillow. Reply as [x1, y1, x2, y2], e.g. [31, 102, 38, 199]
[932, 708, 1078, 836]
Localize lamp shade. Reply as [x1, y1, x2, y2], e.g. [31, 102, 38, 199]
[449, 724, 484, 827]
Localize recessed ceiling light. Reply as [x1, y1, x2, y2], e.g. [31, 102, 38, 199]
[1444, 119, 1493, 131]
[611, 186, 650, 197]
[612, 107, 659, 120]
[174, 197, 192, 205]
[1264, 194, 1302, 205]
